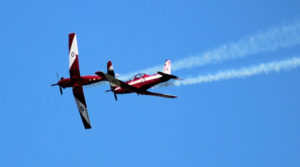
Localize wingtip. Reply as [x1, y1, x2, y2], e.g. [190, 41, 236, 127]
[168, 95, 178, 98]
[114, 92, 118, 101]
[84, 126, 92, 130]
[82, 121, 92, 129]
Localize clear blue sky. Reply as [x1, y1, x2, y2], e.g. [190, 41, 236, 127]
[1, 0, 300, 166]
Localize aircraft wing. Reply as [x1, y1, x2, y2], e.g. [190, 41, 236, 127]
[69, 33, 91, 129]
[69, 33, 81, 80]
[141, 90, 177, 98]
[72, 86, 92, 129]
[95, 71, 140, 92]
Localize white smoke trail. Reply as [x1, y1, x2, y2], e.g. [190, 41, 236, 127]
[173, 57, 300, 86]
[120, 21, 300, 80]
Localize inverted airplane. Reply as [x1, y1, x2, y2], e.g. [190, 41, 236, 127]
[51, 33, 105, 129]
[95, 60, 181, 101]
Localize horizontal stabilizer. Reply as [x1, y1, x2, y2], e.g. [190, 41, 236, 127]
[157, 72, 181, 80]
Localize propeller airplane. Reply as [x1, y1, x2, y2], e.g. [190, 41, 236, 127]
[95, 60, 181, 101]
[51, 33, 105, 129]
[52, 33, 180, 129]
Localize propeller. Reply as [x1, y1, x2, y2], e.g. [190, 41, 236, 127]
[113, 92, 118, 101]
[59, 85, 63, 95]
[105, 89, 118, 101]
[51, 73, 64, 95]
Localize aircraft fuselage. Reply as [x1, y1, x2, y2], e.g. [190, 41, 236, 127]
[114, 73, 169, 94]
[58, 75, 104, 88]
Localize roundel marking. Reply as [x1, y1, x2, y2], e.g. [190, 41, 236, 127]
[71, 52, 75, 57]
[80, 106, 85, 112]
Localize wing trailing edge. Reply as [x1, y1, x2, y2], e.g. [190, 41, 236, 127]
[141, 90, 177, 98]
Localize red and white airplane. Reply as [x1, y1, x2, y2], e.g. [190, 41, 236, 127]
[51, 33, 105, 129]
[95, 60, 180, 101]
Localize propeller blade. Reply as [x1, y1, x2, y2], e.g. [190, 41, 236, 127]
[53, 73, 63, 95]
[114, 92, 118, 101]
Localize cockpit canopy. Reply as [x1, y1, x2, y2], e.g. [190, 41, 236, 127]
[128, 73, 145, 81]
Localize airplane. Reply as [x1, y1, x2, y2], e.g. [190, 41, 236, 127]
[95, 60, 181, 101]
[51, 33, 105, 129]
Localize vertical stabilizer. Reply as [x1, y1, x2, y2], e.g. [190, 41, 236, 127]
[107, 61, 115, 77]
[107, 61, 118, 101]
[163, 59, 171, 74]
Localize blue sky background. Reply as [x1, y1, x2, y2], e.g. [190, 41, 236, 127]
[1, 0, 300, 166]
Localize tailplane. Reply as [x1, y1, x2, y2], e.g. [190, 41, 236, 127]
[107, 61, 118, 101]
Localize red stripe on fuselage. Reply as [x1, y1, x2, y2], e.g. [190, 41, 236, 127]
[114, 74, 170, 94]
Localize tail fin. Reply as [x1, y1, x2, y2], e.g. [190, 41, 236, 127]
[163, 59, 171, 74]
[159, 60, 182, 80]
[107, 61, 118, 101]
[107, 61, 116, 77]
